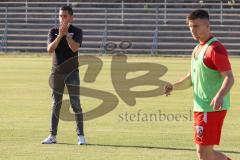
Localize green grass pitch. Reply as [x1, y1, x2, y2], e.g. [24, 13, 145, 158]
[0, 54, 239, 160]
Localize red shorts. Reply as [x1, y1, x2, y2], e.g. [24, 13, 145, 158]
[194, 110, 227, 145]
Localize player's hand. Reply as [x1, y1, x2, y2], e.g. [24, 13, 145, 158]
[164, 84, 173, 96]
[59, 21, 69, 37]
[210, 95, 223, 110]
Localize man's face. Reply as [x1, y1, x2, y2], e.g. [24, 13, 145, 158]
[188, 18, 210, 41]
[59, 10, 73, 24]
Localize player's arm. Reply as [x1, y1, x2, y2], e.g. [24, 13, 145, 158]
[47, 35, 63, 54]
[173, 72, 192, 90]
[66, 36, 80, 53]
[208, 44, 234, 110]
[47, 22, 67, 54]
[165, 72, 192, 96]
[66, 28, 82, 53]
[210, 70, 234, 110]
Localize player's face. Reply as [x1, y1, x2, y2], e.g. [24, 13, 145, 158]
[188, 18, 210, 42]
[59, 10, 73, 24]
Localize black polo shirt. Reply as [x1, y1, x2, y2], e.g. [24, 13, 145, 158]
[47, 24, 82, 73]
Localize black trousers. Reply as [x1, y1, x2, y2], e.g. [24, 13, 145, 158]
[49, 70, 84, 136]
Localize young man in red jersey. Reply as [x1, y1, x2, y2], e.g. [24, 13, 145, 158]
[165, 9, 234, 160]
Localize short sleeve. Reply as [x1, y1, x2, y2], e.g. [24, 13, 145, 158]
[72, 28, 83, 46]
[47, 28, 56, 44]
[211, 45, 232, 72]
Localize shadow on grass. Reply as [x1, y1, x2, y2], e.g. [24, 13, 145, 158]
[56, 142, 240, 154]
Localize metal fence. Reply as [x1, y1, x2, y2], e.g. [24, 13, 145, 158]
[0, 1, 239, 53]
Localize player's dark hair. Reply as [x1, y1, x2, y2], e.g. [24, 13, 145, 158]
[60, 5, 73, 16]
[187, 9, 209, 23]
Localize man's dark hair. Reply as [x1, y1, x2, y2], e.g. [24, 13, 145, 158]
[187, 9, 209, 22]
[60, 5, 73, 16]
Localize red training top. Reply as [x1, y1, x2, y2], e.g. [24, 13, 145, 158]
[198, 37, 232, 72]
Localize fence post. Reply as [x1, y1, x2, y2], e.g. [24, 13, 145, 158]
[220, 0, 223, 25]
[164, 0, 167, 24]
[4, 7, 8, 52]
[25, 0, 28, 23]
[121, 0, 124, 24]
[100, 8, 108, 54]
[151, 7, 159, 55]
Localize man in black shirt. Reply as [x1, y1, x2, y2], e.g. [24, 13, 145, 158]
[42, 6, 86, 145]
